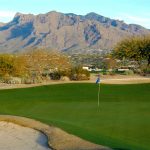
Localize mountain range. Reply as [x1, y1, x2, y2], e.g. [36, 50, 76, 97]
[0, 11, 150, 53]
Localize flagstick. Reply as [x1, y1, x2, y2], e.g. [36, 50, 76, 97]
[98, 83, 100, 107]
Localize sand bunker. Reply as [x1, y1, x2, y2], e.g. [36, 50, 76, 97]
[0, 121, 51, 150]
[0, 115, 111, 150]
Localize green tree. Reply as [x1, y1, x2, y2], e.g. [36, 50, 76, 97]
[113, 36, 150, 66]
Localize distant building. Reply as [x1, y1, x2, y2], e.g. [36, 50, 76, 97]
[82, 66, 102, 72]
[117, 66, 135, 71]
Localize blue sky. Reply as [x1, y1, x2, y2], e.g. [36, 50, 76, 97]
[0, 0, 150, 28]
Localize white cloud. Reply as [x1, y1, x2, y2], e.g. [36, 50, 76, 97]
[0, 10, 16, 22]
[115, 14, 150, 29]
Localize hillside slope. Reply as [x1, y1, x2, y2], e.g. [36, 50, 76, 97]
[0, 11, 149, 53]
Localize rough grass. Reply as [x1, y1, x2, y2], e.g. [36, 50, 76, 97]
[0, 83, 150, 150]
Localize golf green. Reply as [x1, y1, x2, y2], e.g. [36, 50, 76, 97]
[0, 83, 149, 150]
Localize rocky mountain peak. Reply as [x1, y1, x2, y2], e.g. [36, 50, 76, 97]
[14, 13, 34, 24]
[0, 11, 149, 53]
[14, 12, 24, 17]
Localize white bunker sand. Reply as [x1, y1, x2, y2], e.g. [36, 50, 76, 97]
[0, 121, 51, 150]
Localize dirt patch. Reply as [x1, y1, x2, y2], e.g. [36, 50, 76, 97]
[91, 74, 150, 84]
[0, 75, 149, 90]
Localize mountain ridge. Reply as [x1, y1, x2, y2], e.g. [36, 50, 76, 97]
[0, 11, 149, 53]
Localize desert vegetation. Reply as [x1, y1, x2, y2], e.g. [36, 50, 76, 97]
[0, 49, 90, 84]
[113, 35, 150, 75]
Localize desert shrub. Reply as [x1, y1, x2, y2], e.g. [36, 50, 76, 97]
[22, 77, 34, 84]
[142, 67, 150, 74]
[0, 55, 15, 77]
[0, 77, 3, 83]
[102, 72, 107, 75]
[0, 54, 27, 78]
[7, 77, 22, 84]
[140, 66, 150, 76]
[60, 76, 70, 81]
[1, 75, 11, 84]
[122, 70, 134, 75]
[49, 71, 62, 80]
[109, 69, 116, 75]
[69, 66, 90, 80]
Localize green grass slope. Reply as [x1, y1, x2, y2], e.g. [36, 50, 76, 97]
[0, 83, 150, 150]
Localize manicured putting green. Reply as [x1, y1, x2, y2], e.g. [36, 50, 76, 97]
[0, 83, 150, 150]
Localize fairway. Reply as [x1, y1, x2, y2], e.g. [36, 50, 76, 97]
[0, 83, 150, 150]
